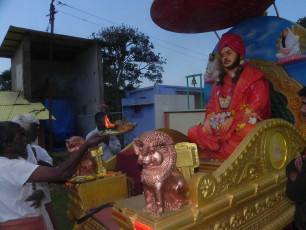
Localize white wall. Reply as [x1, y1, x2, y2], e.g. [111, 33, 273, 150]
[72, 44, 102, 137]
[154, 94, 195, 129]
[11, 44, 23, 92]
[165, 110, 205, 135]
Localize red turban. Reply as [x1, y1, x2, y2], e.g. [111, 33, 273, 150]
[218, 33, 246, 59]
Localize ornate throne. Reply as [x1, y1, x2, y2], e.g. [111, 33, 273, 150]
[111, 59, 306, 230]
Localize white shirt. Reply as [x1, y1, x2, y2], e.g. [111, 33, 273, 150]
[27, 144, 53, 204]
[27, 145, 54, 230]
[0, 157, 40, 222]
[86, 128, 121, 161]
[27, 144, 53, 166]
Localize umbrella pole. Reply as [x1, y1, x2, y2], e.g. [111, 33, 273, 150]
[273, 3, 279, 18]
[214, 31, 221, 41]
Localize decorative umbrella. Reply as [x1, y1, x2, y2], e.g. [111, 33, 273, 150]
[151, 0, 275, 33]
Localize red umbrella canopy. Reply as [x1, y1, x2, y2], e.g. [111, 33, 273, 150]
[150, 0, 275, 33]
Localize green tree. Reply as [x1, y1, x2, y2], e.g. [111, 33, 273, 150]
[91, 25, 166, 111]
[297, 17, 306, 28]
[0, 69, 11, 91]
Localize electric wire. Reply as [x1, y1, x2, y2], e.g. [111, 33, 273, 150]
[55, 1, 209, 61]
[57, 9, 205, 62]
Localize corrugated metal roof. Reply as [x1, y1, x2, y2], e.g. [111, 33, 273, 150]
[0, 25, 99, 61]
[0, 91, 55, 121]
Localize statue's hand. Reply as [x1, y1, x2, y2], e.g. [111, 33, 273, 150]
[202, 119, 212, 135]
[218, 117, 233, 135]
[282, 48, 291, 55]
[244, 112, 263, 124]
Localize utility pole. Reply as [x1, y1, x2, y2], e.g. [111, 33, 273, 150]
[48, 0, 56, 157]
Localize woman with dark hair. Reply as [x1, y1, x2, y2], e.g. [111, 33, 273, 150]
[0, 121, 105, 230]
[276, 27, 301, 60]
[12, 114, 56, 230]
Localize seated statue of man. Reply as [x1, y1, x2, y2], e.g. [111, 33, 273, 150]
[188, 33, 271, 159]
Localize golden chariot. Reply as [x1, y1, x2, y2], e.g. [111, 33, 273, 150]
[110, 59, 306, 230]
[70, 59, 306, 230]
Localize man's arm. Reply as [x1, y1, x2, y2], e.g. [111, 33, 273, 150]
[28, 134, 107, 182]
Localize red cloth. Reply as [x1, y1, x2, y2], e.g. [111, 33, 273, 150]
[188, 64, 270, 159]
[0, 216, 47, 230]
[92, 207, 119, 230]
[116, 148, 143, 195]
[276, 53, 306, 66]
[218, 33, 246, 58]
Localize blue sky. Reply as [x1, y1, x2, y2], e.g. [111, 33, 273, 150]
[0, 0, 306, 87]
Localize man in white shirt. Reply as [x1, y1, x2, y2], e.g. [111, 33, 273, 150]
[86, 112, 121, 161]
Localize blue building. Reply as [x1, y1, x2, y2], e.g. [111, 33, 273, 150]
[122, 84, 204, 145]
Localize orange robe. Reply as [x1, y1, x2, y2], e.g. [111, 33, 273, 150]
[188, 64, 271, 159]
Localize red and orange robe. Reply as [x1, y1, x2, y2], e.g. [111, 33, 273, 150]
[188, 64, 271, 160]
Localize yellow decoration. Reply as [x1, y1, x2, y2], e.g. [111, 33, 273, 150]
[67, 173, 128, 224]
[207, 112, 216, 119]
[245, 108, 254, 114]
[90, 145, 106, 175]
[239, 104, 249, 110]
[267, 131, 287, 170]
[235, 123, 246, 131]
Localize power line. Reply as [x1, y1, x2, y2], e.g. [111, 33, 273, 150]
[58, 8, 206, 62]
[57, 9, 206, 61]
[154, 43, 205, 62]
[57, 10, 104, 27]
[56, 1, 120, 26]
[55, 1, 209, 59]
[56, 0, 206, 57]
[149, 35, 206, 57]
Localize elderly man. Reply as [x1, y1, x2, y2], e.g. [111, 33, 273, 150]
[188, 33, 271, 159]
[286, 86, 306, 230]
[0, 121, 106, 230]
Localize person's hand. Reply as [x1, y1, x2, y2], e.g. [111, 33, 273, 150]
[282, 48, 292, 55]
[218, 117, 233, 135]
[25, 189, 44, 209]
[295, 154, 305, 173]
[202, 119, 212, 135]
[289, 172, 298, 182]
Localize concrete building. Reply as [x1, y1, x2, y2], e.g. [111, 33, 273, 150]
[0, 26, 104, 148]
[122, 85, 205, 145]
